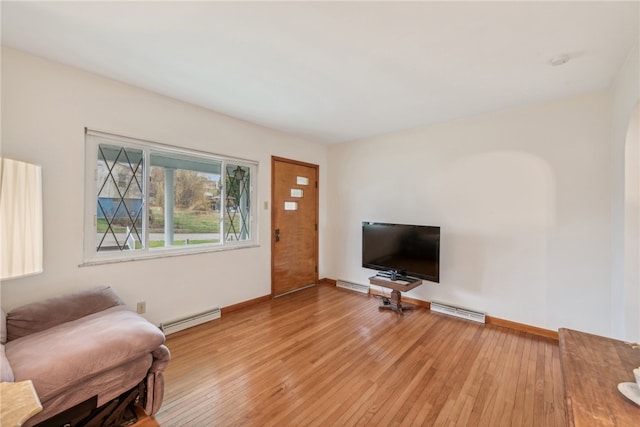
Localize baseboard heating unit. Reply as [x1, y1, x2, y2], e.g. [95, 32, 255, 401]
[336, 279, 370, 294]
[160, 307, 221, 335]
[430, 301, 486, 324]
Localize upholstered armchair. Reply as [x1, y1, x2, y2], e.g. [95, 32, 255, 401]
[1, 286, 170, 426]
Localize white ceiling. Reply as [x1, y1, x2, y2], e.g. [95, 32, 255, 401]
[2, 1, 639, 144]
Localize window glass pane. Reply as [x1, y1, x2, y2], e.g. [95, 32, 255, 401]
[150, 154, 222, 248]
[225, 164, 251, 242]
[86, 130, 257, 263]
[96, 144, 144, 251]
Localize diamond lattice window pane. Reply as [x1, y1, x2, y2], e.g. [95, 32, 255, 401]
[96, 144, 144, 251]
[225, 165, 251, 242]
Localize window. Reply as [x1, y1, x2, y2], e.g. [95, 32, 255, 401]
[84, 129, 257, 263]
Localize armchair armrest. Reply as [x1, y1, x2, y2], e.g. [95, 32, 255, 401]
[150, 345, 171, 374]
[5, 286, 124, 341]
[144, 345, 171, 415]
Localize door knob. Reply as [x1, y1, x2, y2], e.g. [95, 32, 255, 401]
[275, 228, 280, 242]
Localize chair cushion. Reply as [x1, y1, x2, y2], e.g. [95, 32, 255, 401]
[5, 305, 165, 402]
[6, 286, 124, 341]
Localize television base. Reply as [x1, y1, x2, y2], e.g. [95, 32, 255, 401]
[378, 290, 413, 315]
[369, 276, 423, 316]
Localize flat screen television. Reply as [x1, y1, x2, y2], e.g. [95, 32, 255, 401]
[362, 222, 440, 283]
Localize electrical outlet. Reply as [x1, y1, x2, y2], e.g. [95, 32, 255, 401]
[136, 301, 146, 314]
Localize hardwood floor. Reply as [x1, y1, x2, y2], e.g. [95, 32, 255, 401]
[155, 285, 566, 426]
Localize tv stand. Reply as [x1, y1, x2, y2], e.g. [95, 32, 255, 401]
[376, 270, 414, 282]
[369, 276, 423, 315]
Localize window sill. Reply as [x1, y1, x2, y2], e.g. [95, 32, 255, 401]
[80, 243, 260, 267]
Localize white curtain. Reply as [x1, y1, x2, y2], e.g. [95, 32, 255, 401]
[0, 158, 43, 280]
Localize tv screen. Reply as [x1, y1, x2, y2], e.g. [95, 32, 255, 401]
[362, 222, 440, 283]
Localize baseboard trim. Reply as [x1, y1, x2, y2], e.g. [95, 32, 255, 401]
[221, 279, 337, 315]
[358, 281, 558, 340]
[485, 316, 558, 340]
[222, 279, 559, 341]
[222, 294, 271, 315]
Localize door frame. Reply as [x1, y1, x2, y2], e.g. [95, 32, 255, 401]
[271, 156, 319, 297]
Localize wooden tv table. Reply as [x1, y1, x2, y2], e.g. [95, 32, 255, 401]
[369, 276, 423, 315]
[559, 328, 640, 426]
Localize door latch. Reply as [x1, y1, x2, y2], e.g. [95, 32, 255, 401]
[275, 228, 280, 242]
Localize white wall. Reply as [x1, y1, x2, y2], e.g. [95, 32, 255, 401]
[0, 47, 328, 326]
[327, 91, 614, 336]
[2, 45, 635, 340]
[609, 43, 640, 341]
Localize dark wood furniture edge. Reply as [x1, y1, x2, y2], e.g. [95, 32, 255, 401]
[559, 327, 640, 426]
[558, 328, 576, 427]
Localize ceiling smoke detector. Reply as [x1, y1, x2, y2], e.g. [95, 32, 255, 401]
[549, 54, 571, 66]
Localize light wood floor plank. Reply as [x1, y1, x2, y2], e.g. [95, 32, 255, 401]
[155, 285, 566, 426]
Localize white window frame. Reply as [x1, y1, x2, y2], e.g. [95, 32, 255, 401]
[83, 129, 258, 265]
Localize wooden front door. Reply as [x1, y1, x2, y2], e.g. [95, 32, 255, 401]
[271, 157, 318, 297]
